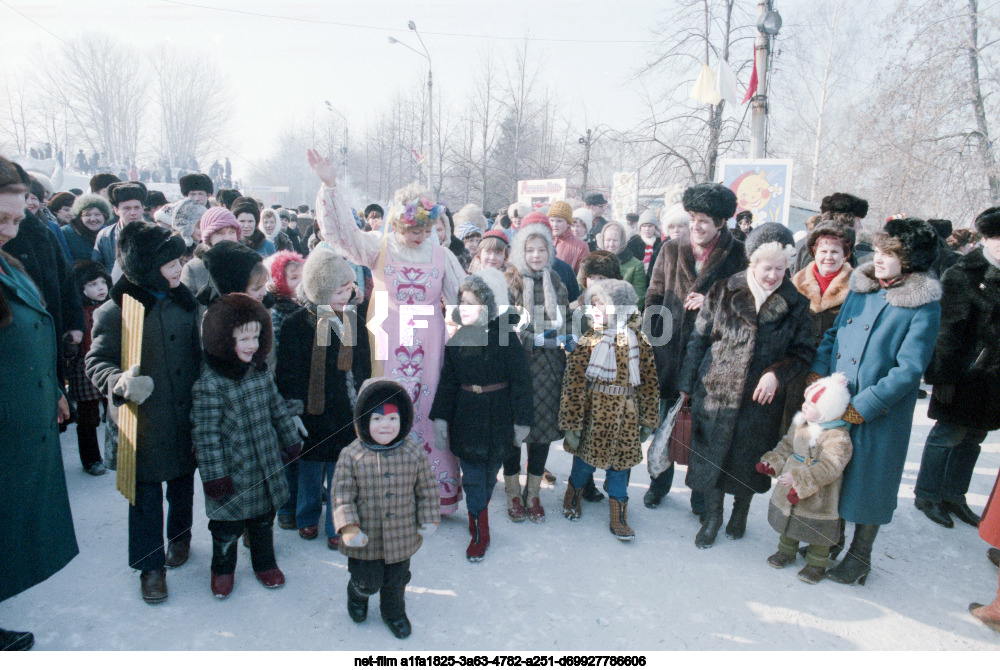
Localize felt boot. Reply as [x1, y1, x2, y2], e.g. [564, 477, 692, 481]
[524, 474, 545, 523]
[609, 498, 635, 541]
[725, 492, 752, 539]
[504, 475, 526, 522]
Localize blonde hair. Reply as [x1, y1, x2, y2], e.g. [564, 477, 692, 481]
[749, 241, 794, 268]
[386, 182, 435, 231]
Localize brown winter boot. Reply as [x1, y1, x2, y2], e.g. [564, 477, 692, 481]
[524, 474, 545, 523]
[563, 483, 583, 520]
[504, 475, 527, 523]
[609, 498, 635, 541]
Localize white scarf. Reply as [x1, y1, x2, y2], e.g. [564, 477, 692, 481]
[585, 324, 641, 386]
[747, 270, 779, 313]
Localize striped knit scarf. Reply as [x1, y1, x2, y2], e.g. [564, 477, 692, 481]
[520, 268, 563, 331]
[585, 325, 641, 386]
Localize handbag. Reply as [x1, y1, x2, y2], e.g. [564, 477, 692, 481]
[647, 396, 684, 478]
[667, 398, 692, 466]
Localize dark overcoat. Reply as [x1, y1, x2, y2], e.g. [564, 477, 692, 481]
[811, 264, 941, 524]
[678, 272, 816, 495]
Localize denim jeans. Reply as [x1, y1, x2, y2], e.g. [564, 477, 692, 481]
[461, 459, 502, 515]
[277, 459, 299, 517]
[568, 456, 629, 501]
[297, 460, 336, 537]
[915, 420, 989, 503]
[128, 472, 194, 571]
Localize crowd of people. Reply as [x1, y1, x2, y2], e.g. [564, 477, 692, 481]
[4, 147, 1000, 650]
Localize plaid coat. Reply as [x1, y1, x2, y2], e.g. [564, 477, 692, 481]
[332, 437, 441, 564]
[190, 363, 299, 521]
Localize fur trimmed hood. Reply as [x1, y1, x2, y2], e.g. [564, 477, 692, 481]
[850, 262, 942, 308]
[201, 293, 273, 376]
[509, 223, 555, 275]
[353, 378, 415, 451]
[792, 261, 852, 314]
[454, 267, 509, 323]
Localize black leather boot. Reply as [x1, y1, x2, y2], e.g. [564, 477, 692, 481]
[695, 489, 725, 549]
[725, 492, 752, 539]
[347, 581, 369, 623]
[915, 498, 954, 528]
[0, 627, 34, 651]
[826, 524, 879, 585]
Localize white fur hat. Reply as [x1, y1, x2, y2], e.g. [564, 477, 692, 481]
[572, 207, 594, 231]
[508, 202, 528, 218]
[298, 247, 356, 306]
[454, 203, 488, 232]
[803, 373, 851, 424]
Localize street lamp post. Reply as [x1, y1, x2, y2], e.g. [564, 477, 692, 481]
[389, 22, 434, 192]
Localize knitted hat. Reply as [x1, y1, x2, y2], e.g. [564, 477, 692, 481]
[509, 222, 555, 274]
[637, 209, 658, 227]
[745, 222, 795, 261]
[572, 208, 594, 231]
[89, 173, 119, 194]
[520, 211, 550, 229]
[658, 201, 688, 229]
[72, 259, 111, 291]
[353, 378, 414, 451]
[881, 217, 939, 273]
[454, 203, 488, 232]
[117, 221, 186, 291]
[230, 196, 260, 224]
[107, 181, 147, 207]
[157, 197, 207, 245]
[70, 193, 112, 222]
[547, 200, 573, 223]
[578, 250, 622, 286]
[455, 267, 510, 322]
[215, 188, 242, 210]
[975, 207, 1000, 239]
[47, 191, 75, 213]
[927, 219, 953, 240]
[201, 293, 273, 371]
[807, 221, 856, 257]
[456, 221, 482, 241]
[268, 249, 305, 298]
[298, 247, 356, 306]
[481, 229, 510, 246]
[585, 193, 607, 206]
[200, 206, 242, 242]
[202, 240, 265, 296]
[179, 172, 213, 196]
[820, 192, 868, 219]
[145, 190, 168, 210]
[803, 373, 851, 424]
[683, 183, 737, 221]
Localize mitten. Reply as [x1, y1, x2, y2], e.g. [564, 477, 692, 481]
[756, 461, 776, 476]
[433, 418, 449, 449]
[292, 415, 309, 438]
[203, 476, 235, 501]
[113, 364, 154, 405]
[340, 524, 369, 547]
[417, 522, 438, 538]
[563, 430, 581, 452]
[281, 442, 302, 464]
[557, 334, 577, 352]
[513, 424, 530, 445]
[842, 404, 865, 424]
[787, 488, 800, 505]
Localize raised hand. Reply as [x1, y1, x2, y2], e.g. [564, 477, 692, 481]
[306, 148, 337, 188]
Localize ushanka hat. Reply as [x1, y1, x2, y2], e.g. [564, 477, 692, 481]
[144, 190, 168, 210]
[975, 207, 1000, 239]
[107, 181, 147, 207]
[298, 247, 355, 305]
[72, 259, 112, 291]
[157, 197, 208, 245]
[880, 217, 939, 273]
[683, 182, 737, 222]
[117, 221, 186, 290]
[820, 192, 868, 219]
[179, 172, 213, 196]
[353, 378, 414, 451]
[202, 240, 265, 295]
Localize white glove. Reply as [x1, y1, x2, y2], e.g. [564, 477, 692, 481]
[341, 525, 369, 547]
[417, 523, 438, 538]
[113, 365, 154, 405]
[292, 415, 309, 438]
[514, 424, 530, 445]
[433, 418, 449, 449]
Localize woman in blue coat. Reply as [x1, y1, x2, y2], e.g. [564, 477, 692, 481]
[810, 217, 942, 585]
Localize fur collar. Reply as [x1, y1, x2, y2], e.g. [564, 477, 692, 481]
[850, 262, 942, 308]
[204, 352, 255, 380]
[726, 270, 800, 325]
[792, 261, 852, 314]
[112, 276, 197, 313]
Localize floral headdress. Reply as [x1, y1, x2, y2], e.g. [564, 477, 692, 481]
[397, 196, 447, 228]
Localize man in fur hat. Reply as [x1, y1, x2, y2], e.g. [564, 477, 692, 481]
[179, 172, 213, 207]
[93, 181, 147, 279]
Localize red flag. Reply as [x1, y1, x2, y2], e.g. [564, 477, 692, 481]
[742, 48, 758, 104]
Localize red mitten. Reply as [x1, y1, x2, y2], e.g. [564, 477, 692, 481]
[787, 488, 800, 505]
[756, 462, 775, 476]
[203, 477, 235, 501]
[282, 442, 302, 464]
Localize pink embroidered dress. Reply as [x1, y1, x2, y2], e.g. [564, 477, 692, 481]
[316, 186, 467, 513]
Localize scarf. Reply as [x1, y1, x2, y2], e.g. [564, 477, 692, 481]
[520, 268, 563, 331]
[879, 273, 910, 290]
[307, 304, 355, 415]
[692, 232, 720, 273]
[812, 264, 839, 296]
[586, 324, 641, 386]
[69, 217, 101, 247]
[747, 269, 779, 313]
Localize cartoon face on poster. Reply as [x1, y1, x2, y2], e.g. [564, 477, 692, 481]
[716, 159, 792, 228]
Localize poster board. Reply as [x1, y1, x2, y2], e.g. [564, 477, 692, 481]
[716, 159, 793, 228]
[517, 178, 566, 208]
[117, 293, 145, 505]
[611, 171, 638, 223]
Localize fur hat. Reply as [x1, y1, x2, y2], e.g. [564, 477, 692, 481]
[510, 222, 555, 274]
[927, 219, 953, 240]
[46, 191, 75, 214]
[298, 247, 356, 306]
[230, 196, 260, 224]
[578, 250, 623, 286]
[881, 217, 939, 273]
[72, 259, 111, 290]
[454, 203, 488, 232]
[585, 278, 639, 319]
[364, 203, 384, 219]
[27, 178, 45, 203]
[200, 206, 242, 243]
[215, 188, 241, 210]
[156, 197, 207, 245]
[508, 202, 528, 218]
[70, 193, 112, 222]
[456, 267, 509, 322]
[585, 193, 607, 206]
[107, 181, 147, 207]
[26, 171, 53, 199]
[202, 240, 265, 296]
[353, 378, 414, 451]
[820, 192, 868, 219]
[117, 221, 186, 290]
[807, 221, 856, 257]
[268, 249, 305, 298]
[179, 172, 213, 196]
[802, 372, 851, 424]
[89, 173, 119, 194]
[547, 200, 573, 223]
[201, 293, 273, 372]
[658, 201, 688, 230]
[572, 208, 594, 231]
[145, 190, 168, 210]
[683, 182, 737, 222]
[975, 207, 1000, 239]
[745, 222, 795, 261]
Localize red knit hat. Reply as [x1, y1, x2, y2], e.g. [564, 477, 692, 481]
[520, 211, 550, 230]
[481, 229, 510, 245]
[269, 249, 305, 298]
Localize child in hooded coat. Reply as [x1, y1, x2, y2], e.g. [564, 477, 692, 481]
[559, 279, 660, 540]
[191, 294, 302, 598]
[266, 249, 304, 343]
[332, 378, 441, 640]
[429, 268, 533, 561]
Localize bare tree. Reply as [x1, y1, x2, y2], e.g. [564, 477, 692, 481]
[1, 75, 32, 156]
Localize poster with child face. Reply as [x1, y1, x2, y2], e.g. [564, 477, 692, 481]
[716, 159, 792, 229]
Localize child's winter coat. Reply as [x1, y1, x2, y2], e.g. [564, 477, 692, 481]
[66, 261, 111, 404]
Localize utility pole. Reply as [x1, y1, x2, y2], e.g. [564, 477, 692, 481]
[427, 68, 433, 192]
[579, 128, 592, 197]
[750, 0, 780, 159]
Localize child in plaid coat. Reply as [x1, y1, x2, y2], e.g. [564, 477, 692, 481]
[332, 378, 441, 639]
[191, 294, 302, 599]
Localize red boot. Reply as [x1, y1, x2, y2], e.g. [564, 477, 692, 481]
[466, 509, 490, 562]
[255, 568, 285, 589]
[211, 571, 234, 599]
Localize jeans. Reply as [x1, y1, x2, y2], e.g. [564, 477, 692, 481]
[277, 459, 299, 517]
[461, 459, 502, 515]
[128, 472, 195, 571]
[568, 456, 629, 502]
[347, 557, 411, 619]
[209, 510, 277, 574]
[503, 442, 550, 477]
[297, 460, 336, 537]
[915, 420, 989, 503]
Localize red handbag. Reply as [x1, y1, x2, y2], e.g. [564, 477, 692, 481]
[668, 399, 692, 466]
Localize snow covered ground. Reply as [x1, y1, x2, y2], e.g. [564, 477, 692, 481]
[6, 391, 1000, 651]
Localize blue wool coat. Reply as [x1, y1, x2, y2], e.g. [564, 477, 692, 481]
[811, 264, 941, 525]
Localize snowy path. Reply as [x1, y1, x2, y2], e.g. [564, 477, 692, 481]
[6, 392, 1000, 651]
